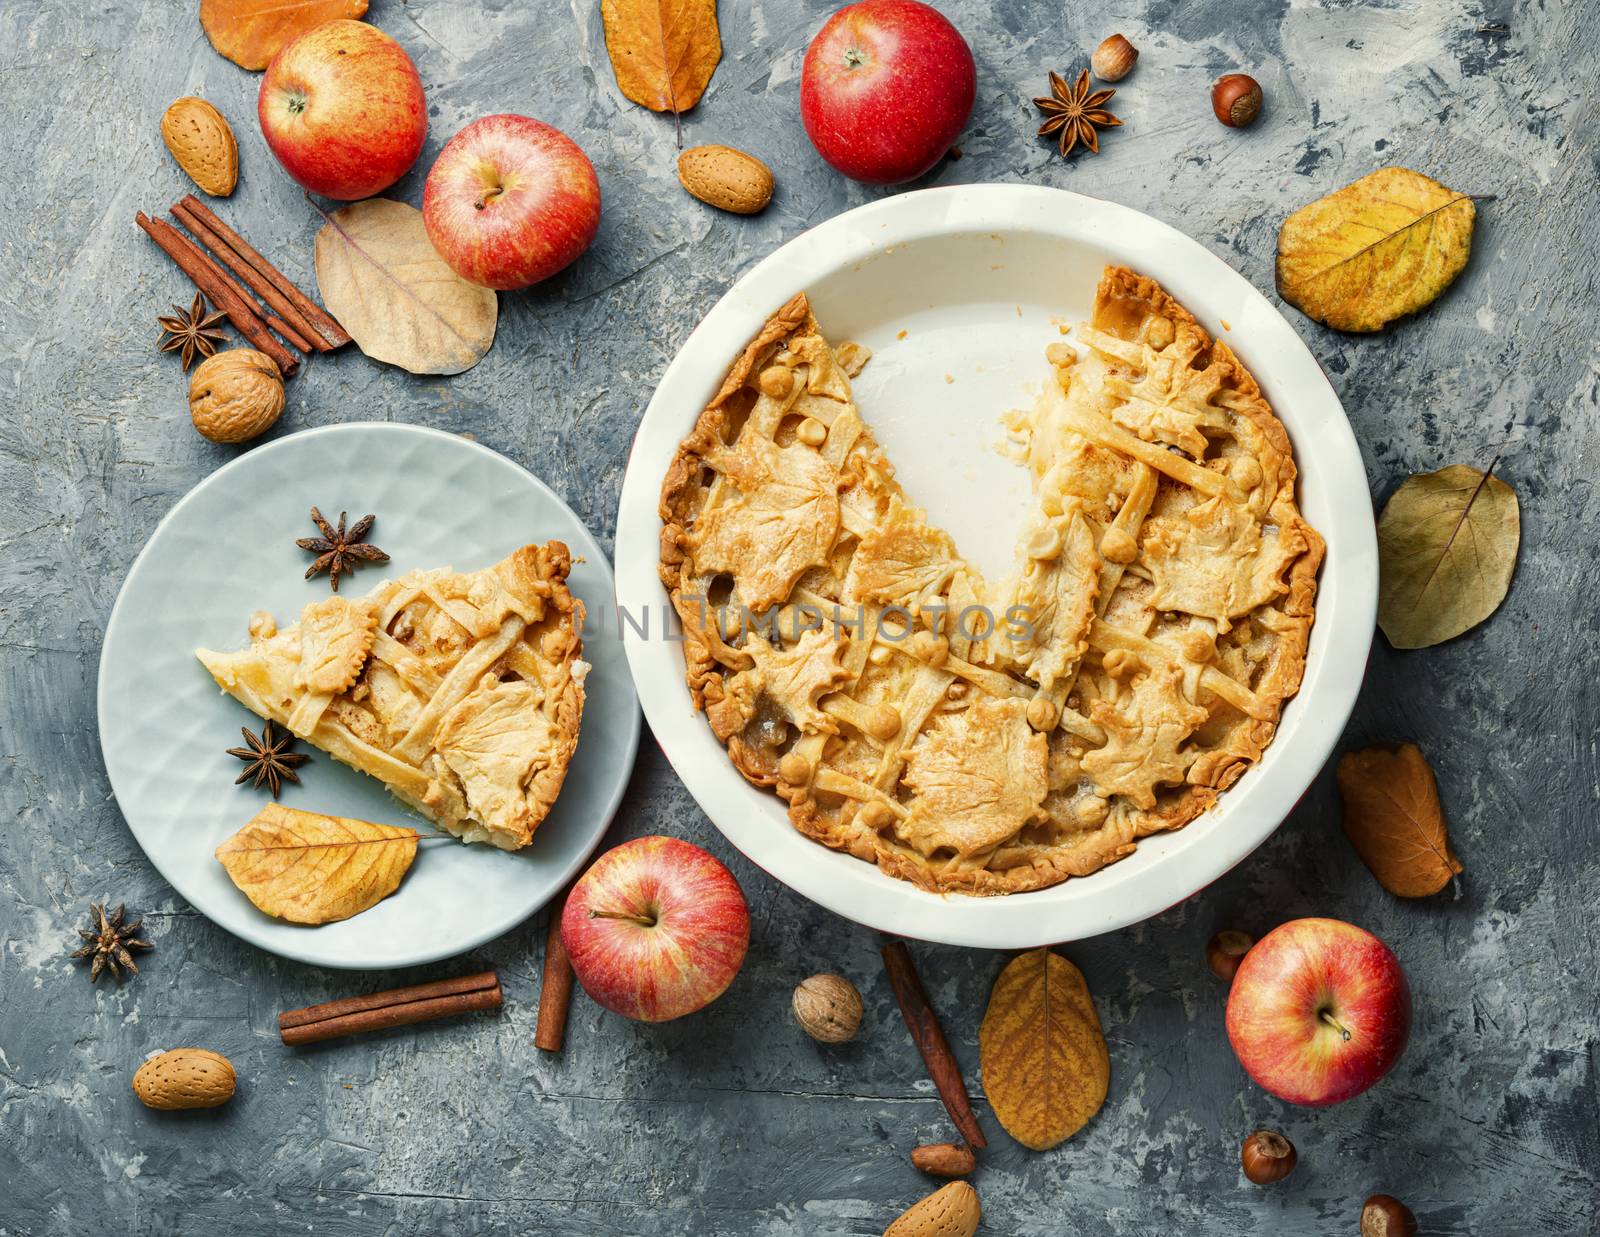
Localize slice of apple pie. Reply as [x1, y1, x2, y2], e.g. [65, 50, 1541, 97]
[659, 267, 1323, 894]
[197, 542, 586, 850]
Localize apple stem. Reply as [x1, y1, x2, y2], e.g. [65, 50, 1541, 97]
[590, 909, 657, 929]
[1319, 1009, 1352, 1041]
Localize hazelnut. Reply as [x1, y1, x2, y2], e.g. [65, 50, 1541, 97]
[1207, 929, 1254, 981]
[1240, 1129, 1297, 1184]
[187, 348, 284, 443]
[1091, 33, 1139, 82]
[910, 1141, 977, 1178]
[1212, 74, 1263, 128]
[1360, 1195, 1417, 1237]
[792, 973, 863, 1043]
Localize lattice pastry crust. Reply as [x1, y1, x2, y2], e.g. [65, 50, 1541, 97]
[198, 543, 587, 851]
[660, 267, 1322, 895]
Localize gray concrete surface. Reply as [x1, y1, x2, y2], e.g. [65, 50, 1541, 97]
[1, 0, 1595, 1233]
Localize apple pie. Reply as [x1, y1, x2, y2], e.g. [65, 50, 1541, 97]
[197, 542, 586, 850]
[658, 267, 1322, 895]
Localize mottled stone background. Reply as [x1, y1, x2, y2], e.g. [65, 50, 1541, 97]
[0, 0, 1594, 1233]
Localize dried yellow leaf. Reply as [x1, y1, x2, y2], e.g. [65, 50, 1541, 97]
[1337, 743, 1463, 897]
[978, 948, 1108, 1151]
[215, 803, 419, 925]
[1276, 167, 1476, 332]
[313, 199, 497, 376]
[600, 0, 722, 126]
[200, 0, 369, 72]
[1377, 463, 1519, 649]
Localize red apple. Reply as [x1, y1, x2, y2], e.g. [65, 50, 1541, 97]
[800, 0, 976, 185]
[1226, 917, 1411, 1107]
[422, 114, 600, 290]
[561, 836, 749, 1022]
[259, 20, 426, 200]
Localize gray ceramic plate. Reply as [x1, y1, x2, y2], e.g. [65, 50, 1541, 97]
[98, 423, 639, 969]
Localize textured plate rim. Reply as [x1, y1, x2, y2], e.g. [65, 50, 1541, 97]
[615, 183, 1375, 948]
[97, 422, 641, 969]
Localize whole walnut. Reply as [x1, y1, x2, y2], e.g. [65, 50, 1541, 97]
[188, 349, 284, 443]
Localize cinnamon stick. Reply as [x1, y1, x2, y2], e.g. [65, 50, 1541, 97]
[172, 199, 330, 353]
[881, 939, 987, 1148]
[136, 212, 300, 378]
[179, 194, 351, 348]
[534, 892, 574, 1052]
[279, 971, 502, 1046]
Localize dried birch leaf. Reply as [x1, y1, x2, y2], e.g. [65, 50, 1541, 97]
[978, 948, 1108, 1151]
[1276, 167, 1476, 332]
[1337, 743, 1463, 897]
[215, 803, 418, 925]
[600, 0, 722, 132]
[1377, 463, 1519, 649]
[200, 0, 370, 72]
[314, 199, 497, 376]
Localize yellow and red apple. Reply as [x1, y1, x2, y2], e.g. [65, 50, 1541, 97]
[800, 0, 976, 185]
[258, 20, 426, 201]
[422, 114, 600, 290]
[1226, 917, 1411, 1106]
[561, 836, 749, 1023]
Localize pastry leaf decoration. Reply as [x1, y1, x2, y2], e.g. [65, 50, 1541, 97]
[200, 0, 369, 71]
[978, 949, 1109, 1151]
[1337, 743, 1463, 897]
[313, 199, 497, 376]
[1377, 463, 1519, 649]
[600, 0, 722, 142]
[215, 804, 419, 925]
[1276, 167, 1476, 332]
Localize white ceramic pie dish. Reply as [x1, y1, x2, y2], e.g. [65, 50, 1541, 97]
[616, 184, 1375, 948]
[99, 423, 640, 969]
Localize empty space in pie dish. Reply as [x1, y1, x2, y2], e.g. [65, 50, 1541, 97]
[616, 186, 1375, 947]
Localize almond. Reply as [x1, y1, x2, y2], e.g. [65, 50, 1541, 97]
[161, 97, 238, 197]
[677, 144, 774, 215]
[131, 1048, 237, 1110]
[884, 1181, 981, 1237]
[910, 1142, 977, 1178]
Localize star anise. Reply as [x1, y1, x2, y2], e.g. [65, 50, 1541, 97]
[1034, 69, 1121, 157]
[227, 720, 311, 798]
[156, 292, 229, 371]
[296, 506, 390, 592]
[71, 903, 153, 984]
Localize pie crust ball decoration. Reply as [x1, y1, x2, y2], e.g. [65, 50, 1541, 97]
[800, 0, 976, 185]
[561, 836, 750, 1022]
[258, 20, 426, 201]
[188, 349, 285, 444]
[423, 114, 602, 291]
[196, 542, 586, 851]
[659, 267, 1321, 895]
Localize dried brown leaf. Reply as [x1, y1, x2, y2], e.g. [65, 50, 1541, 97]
[600, 0, 722, 132]
[215, 803, 418, 925]
[1377, 463, 1519, 649]
[1276, 167, 1476, 332]
[313, 199, 497, 376]
[1337, 743, 1463, 897]
[978, 949, 1108, 1151]
[200, 0, 369, 71]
